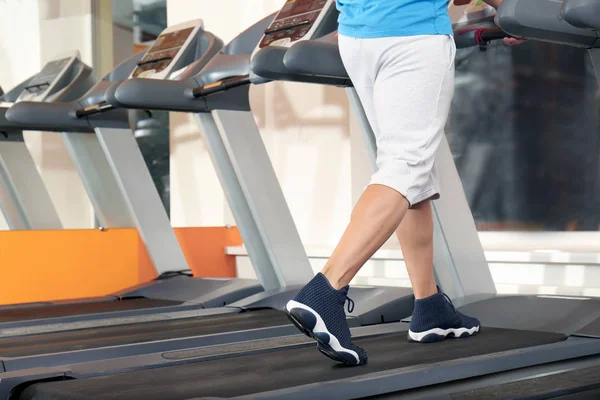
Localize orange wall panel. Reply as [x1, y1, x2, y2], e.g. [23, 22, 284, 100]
[0, 227, 243, 305]
[173, 226, 243, 278]
[0, 229, 148, 304]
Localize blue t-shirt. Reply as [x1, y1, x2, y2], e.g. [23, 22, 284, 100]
[336, 0, 453, 38]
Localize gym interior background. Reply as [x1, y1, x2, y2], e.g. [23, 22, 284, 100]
[0, 0, 599, 301]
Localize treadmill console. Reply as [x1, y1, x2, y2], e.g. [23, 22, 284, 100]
[16, 55, 76, 103]
[130, 20, 204, 81]
[257, 0, 336, 50]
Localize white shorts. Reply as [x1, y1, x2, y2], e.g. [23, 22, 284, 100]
[339, 34, 456, 206]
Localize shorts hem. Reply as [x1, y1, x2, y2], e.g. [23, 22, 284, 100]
[410, 189, 440, 207]
[367, 179, 439, 208]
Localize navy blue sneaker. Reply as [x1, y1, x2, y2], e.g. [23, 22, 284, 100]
[408, 289, 480, 343]
[285, 273, 367, 365]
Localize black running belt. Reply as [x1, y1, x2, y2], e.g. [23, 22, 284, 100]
[0, 298, 181, 323]
[449, 364, 600, 399]
[0, 310, 288, 357]
[19, 328, 566, 400]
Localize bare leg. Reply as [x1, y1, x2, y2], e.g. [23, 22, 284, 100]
[396, 200, 437, 299]
[321, 184, 409, 290]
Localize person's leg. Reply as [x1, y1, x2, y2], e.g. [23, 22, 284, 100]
[285, 183, 408, 366]
[394, 37, 481, 344]
[396, 200, 437, 300]
[318, 33, 454, 297]
[322, 184, 408, 290]
[285, 34, 410, 366]
[285, 34, 476, 365]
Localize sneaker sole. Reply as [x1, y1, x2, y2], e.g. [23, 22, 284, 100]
[284, 300, 365, 365]
[408, 326, 480, 343]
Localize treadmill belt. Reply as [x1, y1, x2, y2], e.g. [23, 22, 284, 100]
[20, 328, 566, 400]
[0, 298, 180, 323]
[449, 364, 600, 399]
[0, 310, 288, 357]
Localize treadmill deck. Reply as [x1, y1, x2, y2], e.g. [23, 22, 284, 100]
[18, 328, 567, 399]
[0, 298, 180, 323]
[0, 310, 289, 358]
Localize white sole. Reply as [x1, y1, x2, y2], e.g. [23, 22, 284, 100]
[286, 300, 360, 364]
[408, 325, 480, 342]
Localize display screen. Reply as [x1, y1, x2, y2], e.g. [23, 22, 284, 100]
[259, 0, 329, 48]
[277, 0, 327, 19]
[132, 27, 194, 78]
[17, 57, 70, 102]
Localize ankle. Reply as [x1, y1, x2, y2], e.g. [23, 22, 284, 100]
[413, 281, 438, 300]
[320, 270, 344, 290]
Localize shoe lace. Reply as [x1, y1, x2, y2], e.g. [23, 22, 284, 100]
[346, 296, 355, 313]
[442, 292, 457, 312]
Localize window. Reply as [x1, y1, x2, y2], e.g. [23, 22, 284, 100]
[448, 40, 600, 232]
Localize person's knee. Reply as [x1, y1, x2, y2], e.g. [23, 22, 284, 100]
[350, 184, 408, 221]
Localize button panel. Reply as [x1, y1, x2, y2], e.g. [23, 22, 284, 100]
[259, 0, 329, 49]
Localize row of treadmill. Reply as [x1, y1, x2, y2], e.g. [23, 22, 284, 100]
[0, 0, 599, 399]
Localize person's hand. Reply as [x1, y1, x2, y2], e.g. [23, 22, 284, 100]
[503, 36, 527, 45]
[489, 4, 527, 46]
[452, 0, 527, 46]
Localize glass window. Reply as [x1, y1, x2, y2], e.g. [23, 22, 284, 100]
[447, 41, 600, 232]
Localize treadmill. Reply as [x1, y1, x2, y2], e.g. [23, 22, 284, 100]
[0, 21, 263, 334]
[561, 0, 600, 31]
[6, 1, 600, 399]
[0, 12, 409, 381]
[407, 3, 600, 400]
[0, 53, 87, 231]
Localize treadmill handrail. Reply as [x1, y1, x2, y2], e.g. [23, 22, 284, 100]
[74, 101, 115, 118]
[5, 101, 96, 133]
[454, 25, 510, 49]
[190, 74, 251, 98]
[5, 52, 146, 131]
[496, 0, 598, 48]
[561, 0, 600, 31]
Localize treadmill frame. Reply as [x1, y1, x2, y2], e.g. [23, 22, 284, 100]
[2, 2, 600, 399]
[0, 134, 61, 230]
[194, 111, 314, 290]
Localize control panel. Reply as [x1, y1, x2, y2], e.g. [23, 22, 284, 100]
[129, 19, 203, 80]
[16, 55, 76, 103]
[257, 0, 335, 49]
